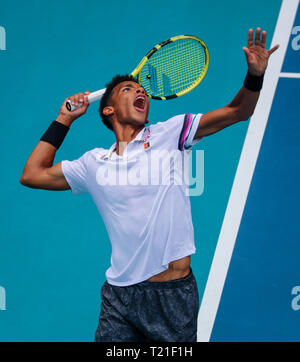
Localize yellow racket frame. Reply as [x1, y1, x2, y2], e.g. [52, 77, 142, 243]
[131, 35, 209, 100]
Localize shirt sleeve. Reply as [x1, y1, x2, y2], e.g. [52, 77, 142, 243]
[160, 114, 203, 151]
[61, 151, 89, 194]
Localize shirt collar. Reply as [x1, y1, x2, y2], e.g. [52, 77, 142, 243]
[101, 126, 149, 160]
[134, 126, 147, 142]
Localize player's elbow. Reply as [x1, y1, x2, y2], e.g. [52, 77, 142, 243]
[19, 170, 39, 188]
[239, 114, 251, 122]
[19, 172, 32, 187]
[237, 105, 256, 122]
[235, 109, 252, 122]
[228, 105, 252, 123]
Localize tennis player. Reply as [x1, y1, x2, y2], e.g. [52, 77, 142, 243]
[20, 28, 278, 342]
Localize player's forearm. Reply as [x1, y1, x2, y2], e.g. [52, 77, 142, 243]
[195, 83, 262, 139]
[20, 92, 90, 187]
[21, 141, 57, 179]
[20, 119, 66, 185]
[228, 85, 260, 121]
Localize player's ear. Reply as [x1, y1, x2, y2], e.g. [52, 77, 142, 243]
[146, 119, 149, 123]
[103, 105, 114, 117]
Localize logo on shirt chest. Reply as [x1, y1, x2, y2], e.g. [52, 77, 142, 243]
[143, 128, 151, 150]
[144, 141, 150, 150]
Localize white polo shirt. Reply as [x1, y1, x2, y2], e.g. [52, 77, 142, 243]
[61, 113, 202, 286]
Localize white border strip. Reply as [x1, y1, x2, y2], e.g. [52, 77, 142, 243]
[280, 72, 300, 78]
[197, 0, 299, 342]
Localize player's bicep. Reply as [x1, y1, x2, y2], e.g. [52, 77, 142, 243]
[24, 162, 70, 191]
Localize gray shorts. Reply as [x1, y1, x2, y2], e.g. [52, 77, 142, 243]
[95, 268, 199, 342]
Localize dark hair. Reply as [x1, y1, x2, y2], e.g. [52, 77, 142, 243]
[99, 74, 139, 131]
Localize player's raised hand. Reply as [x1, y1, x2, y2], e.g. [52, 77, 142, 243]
[242, 28, 280, 76]
[57, 91, 90, 126]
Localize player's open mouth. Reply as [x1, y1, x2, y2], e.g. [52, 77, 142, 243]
[133, 95, 147, 112]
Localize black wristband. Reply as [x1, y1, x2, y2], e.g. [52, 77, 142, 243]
[40, 121, 70, 149]
[243, 71, 265, 92]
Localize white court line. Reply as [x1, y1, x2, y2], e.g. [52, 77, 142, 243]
[280, 72, 300, 78]
[197, 0, 299, 342]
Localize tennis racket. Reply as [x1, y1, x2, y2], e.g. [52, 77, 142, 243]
[66, 34, 209, 111]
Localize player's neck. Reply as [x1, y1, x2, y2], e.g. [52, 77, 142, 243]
[113, 124, 144, 156]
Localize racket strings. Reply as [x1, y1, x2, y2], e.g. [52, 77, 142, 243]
[158, 41, 205, 92]
[140, 38, 207, 97]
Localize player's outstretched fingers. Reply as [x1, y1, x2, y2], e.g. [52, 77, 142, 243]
[247, 28, 254, 47]
[254, 27, 261, 45]
[268, 44, 280, 56]
[261, 30, 267, 48]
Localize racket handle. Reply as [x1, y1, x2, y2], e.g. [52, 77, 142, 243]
[66, 88, 106, 112]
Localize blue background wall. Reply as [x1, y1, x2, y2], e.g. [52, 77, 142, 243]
[0, 0, 282, 341]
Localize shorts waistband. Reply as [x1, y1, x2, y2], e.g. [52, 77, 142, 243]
[132, 267, 194, 289]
